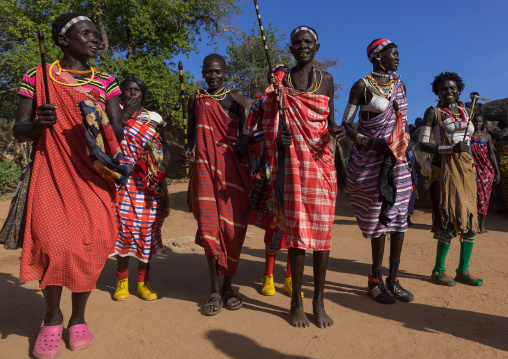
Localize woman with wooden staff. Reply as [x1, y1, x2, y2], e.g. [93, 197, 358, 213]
[419, 72, 482, 287]
[14, 12, 124, 358]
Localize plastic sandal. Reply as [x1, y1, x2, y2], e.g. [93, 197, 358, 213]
[33, 316, 64, 359]
[455, 269, 483, 286]
[222, 289, 242, 310]
[68, 323, 94, 352]
[431, 270, 457, 286]
[203, 292, 222, 316]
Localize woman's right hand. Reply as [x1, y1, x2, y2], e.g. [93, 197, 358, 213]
[453, 141, 469, 153]
[122, 98, 141, 124]
[367, 137, 388, 154]
[277, 128, 292, 148]
[36, 103, 57, 128]
[181, 150, 193, 168]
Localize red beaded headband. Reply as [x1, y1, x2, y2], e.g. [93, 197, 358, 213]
[367, 39, 392, 60]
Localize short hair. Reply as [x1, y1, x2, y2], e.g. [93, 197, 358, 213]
[120, 77, 148, 102]
[290, 26, 319, 44]
[431, 72, 465, 96]
[202, 53, 226, 69]
[51, 12, 89, 46]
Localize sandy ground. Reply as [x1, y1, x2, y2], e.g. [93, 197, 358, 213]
[0, 181, 507, 359]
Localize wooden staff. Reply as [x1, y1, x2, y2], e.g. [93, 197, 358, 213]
[178, 61, 189, 174]
[458, 96, 477, 159]
[252, 0, 287, 129]
[163, 102, 182, 128]
[37, 30, 54, 135]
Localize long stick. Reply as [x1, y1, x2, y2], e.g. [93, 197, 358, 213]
[458, 97, 477, 159]
[252, 0, 287, 129]
[178, 61, 189, 174]
[163, 102, 181, 128]
[37, 30, 53, 135]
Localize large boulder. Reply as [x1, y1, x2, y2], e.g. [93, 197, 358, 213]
[482, 98, 508, 123]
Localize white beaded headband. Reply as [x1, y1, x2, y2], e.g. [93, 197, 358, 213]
[292, 27, 319, 44]
[60, 16, 91, 35]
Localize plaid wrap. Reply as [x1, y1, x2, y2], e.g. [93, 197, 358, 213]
[262, 85, 337, 251]
[114, 116, 165, 262]
[192, 95, 251, 277]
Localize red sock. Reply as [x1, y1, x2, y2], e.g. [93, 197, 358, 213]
[137, 267, 150, 282]
[265, 249, 276, 276]
[116, 268, 129, 280]
[285, 254, 291, 278]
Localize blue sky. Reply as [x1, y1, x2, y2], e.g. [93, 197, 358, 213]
[173, 0, 507, 124]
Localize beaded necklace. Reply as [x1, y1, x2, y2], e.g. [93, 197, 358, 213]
[438, 104, 466, 123]
[366, 75, 393, 99]
[200, 87, 230, 101]
[49, 61, 95, 87]
[371, 71, 390, 79]
[133, 108, 152, 125]
[287, 67, 322, 94]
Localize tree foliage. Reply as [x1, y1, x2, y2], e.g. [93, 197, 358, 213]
[0, 0, 243, 126]
[224, 23, 342, 104]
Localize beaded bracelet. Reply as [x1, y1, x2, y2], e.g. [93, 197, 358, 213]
[438, 145, 454, 155]
[355, 133, 370, 147]
[254, 131, 265, 142]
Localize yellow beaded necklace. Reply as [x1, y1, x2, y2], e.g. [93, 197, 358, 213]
[200, 88, 230, 101]
[49, 61, 95, 87]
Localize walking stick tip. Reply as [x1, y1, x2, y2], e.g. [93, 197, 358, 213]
[37, 30, 44, 40]
[178, 61, 183, 70]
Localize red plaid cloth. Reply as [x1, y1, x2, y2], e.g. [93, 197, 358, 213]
[192, 94, 251, 277]
[262, 85, 337, 251]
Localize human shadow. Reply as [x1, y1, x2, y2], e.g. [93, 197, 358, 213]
[167, 189, 189, 212]
[205, 329, 311, 359]
[327, 284, 508, 352]
[0, 271, 45, 358]
[96, 248, 207, 310]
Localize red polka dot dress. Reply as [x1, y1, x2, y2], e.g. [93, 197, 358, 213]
[19, 65, 121, 292]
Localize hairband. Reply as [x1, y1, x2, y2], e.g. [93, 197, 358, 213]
[367, 39, 392, 60]
[291, 27, 318, 44]
[60, 16, 91, 35]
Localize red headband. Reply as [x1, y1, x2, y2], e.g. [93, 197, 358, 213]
[367, 38, 392, 59]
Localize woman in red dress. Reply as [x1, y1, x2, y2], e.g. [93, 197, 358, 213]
[14, 12, 124, 358]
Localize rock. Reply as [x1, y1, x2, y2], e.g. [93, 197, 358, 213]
[171, 236, 195, 247]
[482, 98, 508, 124]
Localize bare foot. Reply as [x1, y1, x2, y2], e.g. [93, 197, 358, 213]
[290, 301, 310, 328]
[313, 300, 334, 328]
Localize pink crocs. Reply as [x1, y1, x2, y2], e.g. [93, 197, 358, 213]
[33, 318, 64, 359]
[68, 323, 94, 351]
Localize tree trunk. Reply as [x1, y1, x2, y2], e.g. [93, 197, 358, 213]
[94, 1, 109, 56]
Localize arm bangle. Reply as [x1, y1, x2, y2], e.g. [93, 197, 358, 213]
[355, 133, 370, 147]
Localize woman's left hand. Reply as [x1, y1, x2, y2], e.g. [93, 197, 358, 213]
[235, 134, 248, 157]
[329, 124, 346, 141]
[494, 172, 500, 185]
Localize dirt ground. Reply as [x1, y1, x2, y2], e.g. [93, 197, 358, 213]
[0, 181, 507, 358]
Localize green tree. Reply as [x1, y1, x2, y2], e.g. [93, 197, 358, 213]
[0, 0, 243, 126]
[224, 23, 342, 104]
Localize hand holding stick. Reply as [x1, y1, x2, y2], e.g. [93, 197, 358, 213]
[37, 30, 54, 135]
